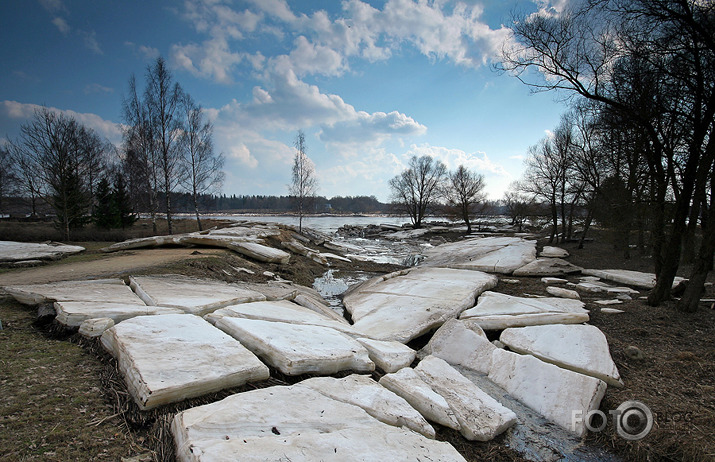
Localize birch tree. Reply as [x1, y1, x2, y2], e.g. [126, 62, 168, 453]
[179, 94, 224, 231]
[288, 130, 318, 232]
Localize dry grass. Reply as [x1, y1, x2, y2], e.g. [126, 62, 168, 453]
[0, 297, 147, 461]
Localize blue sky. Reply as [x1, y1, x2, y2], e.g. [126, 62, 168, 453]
[0, 0, 569, 201]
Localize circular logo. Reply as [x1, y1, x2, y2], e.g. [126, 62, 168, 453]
[614, 401, 653, 441]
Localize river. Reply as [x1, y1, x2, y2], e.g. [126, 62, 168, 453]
[202, 214, 415, 234]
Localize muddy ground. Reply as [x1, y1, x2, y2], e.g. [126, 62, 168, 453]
[0, 222, 713, 461]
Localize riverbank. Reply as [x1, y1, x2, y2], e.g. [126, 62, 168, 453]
[0, 221, 713, 461]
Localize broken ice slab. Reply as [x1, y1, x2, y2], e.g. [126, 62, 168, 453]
[101, 313, 269, 409]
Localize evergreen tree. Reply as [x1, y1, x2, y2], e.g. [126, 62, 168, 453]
[93, 177, 114, 229]
[113, 172, 137, 228]
[53, 164, 90, 236]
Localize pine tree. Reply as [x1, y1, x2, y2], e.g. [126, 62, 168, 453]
[93, 177, 114, 229]
[113, 172, 137, 228]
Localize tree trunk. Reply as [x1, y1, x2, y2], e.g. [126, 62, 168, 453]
[677, 219, 714, 312]
[579, 211, 593, 249]
[549, 204, 558, 244]
[193, 193, 202, 232]
[681, 198, 701, 265]
[165, 183, 173, 235]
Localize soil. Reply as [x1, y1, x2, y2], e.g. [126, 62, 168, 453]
[0, 222, 713, 461]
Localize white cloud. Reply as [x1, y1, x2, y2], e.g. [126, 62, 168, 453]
[52, 17, 70, 35]
[84, 83, 113, 94]
[319, 110, 426, 147]
[38, 0, 66, 13]
[173, 0, 514, 84]
[269, 36, 347, 77]
[1, 100, 123, 146]
[171, 37, 245, 83]
[319, 148, 403, 199]
[125, 42, 161, 61]
[81, 30, 103, 55]
[404, 143, 511, 177]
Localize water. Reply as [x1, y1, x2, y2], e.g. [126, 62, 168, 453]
[202, 214, 414, 235]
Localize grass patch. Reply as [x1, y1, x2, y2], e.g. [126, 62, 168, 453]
[0, 297, 147, 460]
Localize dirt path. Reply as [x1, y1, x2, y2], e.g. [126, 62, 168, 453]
[0, 248, 227, 286]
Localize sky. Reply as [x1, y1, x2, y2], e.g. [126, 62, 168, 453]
[0, 0, 571, 202]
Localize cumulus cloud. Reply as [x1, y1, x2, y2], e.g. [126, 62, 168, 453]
[171, 37, 246, 83]
[1, 100, 123, 145]
[403, 143, 511, 177]
[319, 111, 426, 146]
[173, 0, 513, 84]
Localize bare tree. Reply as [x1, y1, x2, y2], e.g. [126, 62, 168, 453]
[145, 57, 184, 235]
[444, 165, 486, 233]
[0, 146, 18, 216]
[500, 0, 715, 308]
[179, 94, 225, 231]
[503, 183, 535, 233]
[10, 107, 90, 240]
[520, 120, 576, 244]
[288, 130, 318, 232]
[122, 74, 159, 233]
[389, 155, 447, 229]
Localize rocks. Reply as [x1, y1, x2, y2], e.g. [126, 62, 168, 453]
[460, 291, 589, 330]
[379, 367, 460, 430]
[4, 279, 143, 306]
[546, 286, 581, 300]
[0, 240, 85, 262]
[488, 349, 607, 437]
[625, 345, 644, 360]
[100, 314, 269, 409]
[214, 317, 374, 375]
[355, 338, 416, 373]
[421, 236, 537, 274]
[344, 267, 498, 343]
[420, 318, 495, 374]
[171, 385, 466, 462]
[129, 275, 266, 316]
[512, 258, 583, 276]
[54, 301, 184, 328]
[298, 375, 435, 438]
[540, 246, 569, 258]
[499, 324, 623, 387]
[582, 269, 686, 290]
[415, 356, 517, 441]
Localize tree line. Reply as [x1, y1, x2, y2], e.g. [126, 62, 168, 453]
[498, 0, 714, 312]
[1, 57, 225, 238]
